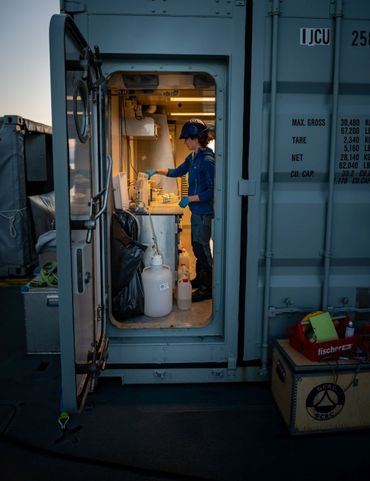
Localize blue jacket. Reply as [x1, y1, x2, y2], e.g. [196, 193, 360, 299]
[167, 147, 215, 215]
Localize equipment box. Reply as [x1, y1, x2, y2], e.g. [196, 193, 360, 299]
[271, 339, 370, 435]
[22, 285, 59, 353]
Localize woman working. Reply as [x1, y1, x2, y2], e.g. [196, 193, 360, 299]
[146, 119, 215, 302]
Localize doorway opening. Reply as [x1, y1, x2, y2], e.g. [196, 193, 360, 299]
[106, 71, 217, 330]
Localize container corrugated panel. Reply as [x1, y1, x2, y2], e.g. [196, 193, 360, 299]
[244, 0, 370, 361]
[57, 0, 369, 377]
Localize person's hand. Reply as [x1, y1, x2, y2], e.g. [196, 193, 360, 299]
[178, 197, 189, 208]
[145, 169, 157, 179]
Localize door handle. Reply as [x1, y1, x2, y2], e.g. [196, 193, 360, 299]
[86, 155, 112, 243]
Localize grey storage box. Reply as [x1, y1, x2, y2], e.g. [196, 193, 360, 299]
[21, 284, 59, 354]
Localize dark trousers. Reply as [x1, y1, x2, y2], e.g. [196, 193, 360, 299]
[191, 213, 213, 278]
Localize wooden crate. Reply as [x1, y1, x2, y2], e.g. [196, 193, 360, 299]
[271, 339, 370, 435]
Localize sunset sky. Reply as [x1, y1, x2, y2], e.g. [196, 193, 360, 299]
[0, 0, 59, 126]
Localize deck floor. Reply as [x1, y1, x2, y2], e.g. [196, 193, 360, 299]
[1, 286, 370, 481]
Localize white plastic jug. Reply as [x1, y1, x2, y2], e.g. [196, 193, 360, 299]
[142, 254, 173, 317]
[177, 263, 189, 282]
[177, 278, 192, 311]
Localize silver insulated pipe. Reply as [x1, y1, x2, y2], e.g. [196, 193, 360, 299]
[260, 0, 280, 376]
[322, 0, 343, 309]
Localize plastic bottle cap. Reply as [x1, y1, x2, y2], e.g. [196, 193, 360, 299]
[151, 254, 163, 266]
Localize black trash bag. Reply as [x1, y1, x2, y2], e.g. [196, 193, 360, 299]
[112, 269, 145, 320]
[111, 212, 146, 298]
[114, 209, 139, 240]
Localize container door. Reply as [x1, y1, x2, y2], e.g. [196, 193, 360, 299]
[50, 14, 109, 412]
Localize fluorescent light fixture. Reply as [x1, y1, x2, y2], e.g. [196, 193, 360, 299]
[169, 112, 215, 117]
[170, 97, 215, 102]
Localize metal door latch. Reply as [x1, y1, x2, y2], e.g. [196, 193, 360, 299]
[238, 179, 256, 196]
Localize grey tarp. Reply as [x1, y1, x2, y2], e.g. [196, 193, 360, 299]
[0, 116, 52, 276]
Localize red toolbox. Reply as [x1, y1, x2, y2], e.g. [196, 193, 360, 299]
[288, 316, 359, 362]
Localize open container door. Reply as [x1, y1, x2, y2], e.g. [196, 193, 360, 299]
[50, 14, 109, 412]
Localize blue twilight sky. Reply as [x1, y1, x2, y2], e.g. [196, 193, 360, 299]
[0, 0, 60, 126]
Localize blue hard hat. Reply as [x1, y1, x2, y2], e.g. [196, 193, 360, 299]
[179, 119, 209, 139]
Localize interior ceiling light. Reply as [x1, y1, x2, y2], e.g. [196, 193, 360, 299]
[170, 97, 215, 102]
[169, 112, 215, 117]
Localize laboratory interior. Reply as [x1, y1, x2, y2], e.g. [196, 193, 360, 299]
[106, 71, 216, 330]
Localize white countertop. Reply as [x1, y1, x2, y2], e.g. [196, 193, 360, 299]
[147, 202, 183, 215]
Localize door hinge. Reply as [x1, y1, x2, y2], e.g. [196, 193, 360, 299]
[228, 357, 237, 370]
[154, 370, 167, 380]
[62, 1, 86, 14]
[238, 179, 256, 196]
[75, 337, 109, 374]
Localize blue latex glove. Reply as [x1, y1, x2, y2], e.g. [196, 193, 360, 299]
[179, 197, 189, 208]
[145, 169, 157, 179]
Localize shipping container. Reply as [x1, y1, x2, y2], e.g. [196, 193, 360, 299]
[50, 0, 370, 412]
